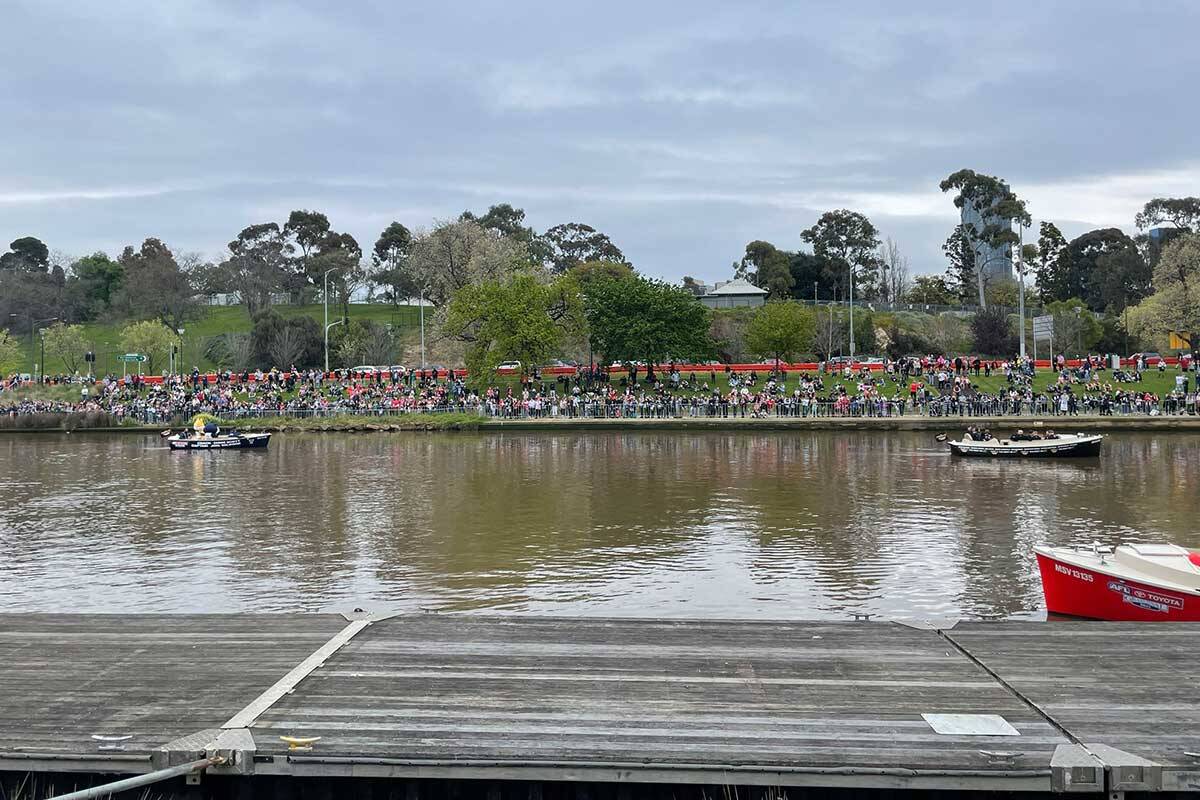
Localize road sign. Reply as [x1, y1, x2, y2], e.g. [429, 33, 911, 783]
[118, 353, 147, 362]
[1032, 315, 1053, 341]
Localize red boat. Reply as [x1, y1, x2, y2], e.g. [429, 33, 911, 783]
[1036, 543, 1200, 621]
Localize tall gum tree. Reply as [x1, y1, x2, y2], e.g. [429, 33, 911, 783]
[938, 169, 1031, 308]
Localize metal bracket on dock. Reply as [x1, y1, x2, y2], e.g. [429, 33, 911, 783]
[1086, 744, 1163, 793]
[1051, 744, 1105, 793]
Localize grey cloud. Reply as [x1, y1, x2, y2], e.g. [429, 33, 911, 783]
[1, 0, 1196, 282]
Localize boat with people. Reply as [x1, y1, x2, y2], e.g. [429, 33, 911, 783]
[165, 416, 270, 451]
[945, 426, 1102, 457]
[1035, 542, 1200, 621]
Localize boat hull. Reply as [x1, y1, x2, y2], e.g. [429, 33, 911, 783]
[1036, 551, 1200, 621]
[167, 433, 270, 450]
[950, 436, 1101, 458]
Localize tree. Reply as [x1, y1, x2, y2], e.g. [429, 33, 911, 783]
[312, 231, 364, 322]
[219, 223, 293, 318]
[408, 219, 530, 306]
[1061, 228, 1144, 311]
[877, 237, 909, 302]
[1135, 197, 1200, 232]
[1031, 221, 1070, 303]
[0, 237, 50, 272]
[905, 275, 957, 306]
[739, 240, 794, 299]
[681, 276, 706, 296]
[568, 259, 634, 288]
[249, 311, 322, 368]
[542, 222, 628, 274]
[114, 238, 200, 332]
[938, 169, 1031, 307]
[941, 224, 976, 302]
[66, 253, 123, 320]
[1046, 298, 1103, 355]
[787, 251, 829, 300]
[336, 320, 399, 367]
[204, 333, 254, 372]
[0, 329, 21, 373]
[583, 275, 711, 373]
[443, 272, 582, 381]
[371, 221, 417, 303]
[985, 279, 1020, 308]
[119, 319, 175, 373]
[970, 307, 1017, 356]
[1127, 234, 1200, 350]
[801, 210, 883, 300]
[808, 306, 874, 358]
[283, 209, 332, 290]
[745, 301, 815, 368]
[42, 322, 89, 374]
[1092, 246, 1151, 313]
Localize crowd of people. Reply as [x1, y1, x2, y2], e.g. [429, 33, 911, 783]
[3, 354, 1199, 424]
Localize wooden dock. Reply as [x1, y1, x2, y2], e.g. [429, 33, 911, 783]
[1, 614, 1198, 795]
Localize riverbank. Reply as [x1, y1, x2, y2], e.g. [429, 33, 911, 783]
[7, 411, 1200, 433]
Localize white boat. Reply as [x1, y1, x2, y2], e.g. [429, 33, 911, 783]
[948, 432, 1101, 458]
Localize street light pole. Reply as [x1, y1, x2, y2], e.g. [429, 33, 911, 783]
[324, 318, 343, 373]
[419, 287, 426, 369]
[177, 328, 186, 377]
[1074, 306, 1083, 358]
[1016, 226, 1027, 360]
[322, 268, 339, 375]
[27, 315, 57, 382]
[848, 265, 855, 360]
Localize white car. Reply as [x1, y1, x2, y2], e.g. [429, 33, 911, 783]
[352, 365, 379, 374]
[496, 361, 522, 372]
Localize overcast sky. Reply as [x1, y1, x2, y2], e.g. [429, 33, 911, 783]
[1, 0, 1197, 282]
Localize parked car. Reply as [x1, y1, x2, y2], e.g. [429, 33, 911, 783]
[496, 361, 522, 373]
[351, 365, 379, 374]
[1128, 352, 1163, 366]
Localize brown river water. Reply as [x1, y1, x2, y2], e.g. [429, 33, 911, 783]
[1, 430, 1197, 619]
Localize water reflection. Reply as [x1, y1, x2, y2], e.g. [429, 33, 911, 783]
[1, 430, 1197, 619]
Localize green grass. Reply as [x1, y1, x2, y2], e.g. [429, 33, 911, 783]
[6, 304, 420, 375]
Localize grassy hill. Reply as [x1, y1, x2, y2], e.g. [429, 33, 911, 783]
[6, 303, 422, 375]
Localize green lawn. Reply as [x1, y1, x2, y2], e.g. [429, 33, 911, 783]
[7, 304, 421, 375]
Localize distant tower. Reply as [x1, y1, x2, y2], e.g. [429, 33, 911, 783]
[962, 195, 1013, 283]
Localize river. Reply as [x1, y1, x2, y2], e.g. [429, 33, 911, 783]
[2, 430, 1197, 619]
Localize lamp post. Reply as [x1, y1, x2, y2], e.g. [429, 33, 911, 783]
[1073, 306, 1083, 358]
[322, 268, 340, 375]
[324, 319, 343, 373]
[848, 264, 855, 360]
[419, 287, 426, 369]
[1015, 226, 1028, 360]
[177, 328, 186, 377]
[15, 314, 58, 382]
